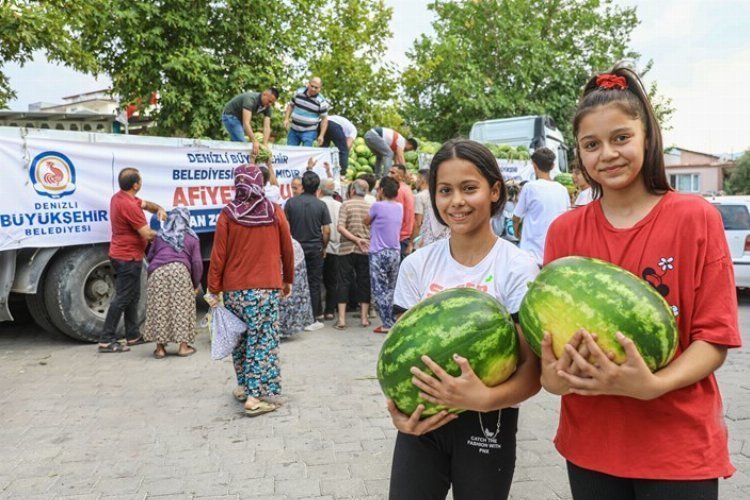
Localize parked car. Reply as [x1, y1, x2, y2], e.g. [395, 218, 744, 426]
[709, 196, 750, 288]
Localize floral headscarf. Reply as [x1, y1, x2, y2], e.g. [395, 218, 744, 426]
[222, 164, 275, 227]
[158, 207, 198, 252]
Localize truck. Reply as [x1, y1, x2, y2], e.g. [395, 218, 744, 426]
[469, 115, 569, 180]
[0, 126, 339, 341]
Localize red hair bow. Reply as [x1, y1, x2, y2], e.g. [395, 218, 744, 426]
[596, 74, 627, 90]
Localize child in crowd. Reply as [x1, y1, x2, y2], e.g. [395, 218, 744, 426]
[386, 139, 541, 499]
[365, 176, 403, 334]
[570, 160, 593, 206]
[542, 66, 741, 500]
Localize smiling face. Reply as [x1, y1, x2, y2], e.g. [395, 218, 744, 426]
[576, 103, 647, 195]
[434, 158, 500, 236]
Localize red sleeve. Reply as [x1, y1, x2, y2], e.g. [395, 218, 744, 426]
[544, 217, 567, 265]
[124, 196, 148, 231]
[276, 207, 295, 285]
[208, 213, 228, 293]
[690, 208, 742, 347]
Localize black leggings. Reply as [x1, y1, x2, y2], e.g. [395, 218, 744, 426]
[389, 408, 518, 500]
[567, 461, 719, 500]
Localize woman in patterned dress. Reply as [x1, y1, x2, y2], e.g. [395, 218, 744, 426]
[278, 238, 315, 338]
[143, 207, 203, 358]
[206, 165, 294, 417]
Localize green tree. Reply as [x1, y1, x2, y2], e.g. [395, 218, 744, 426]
[301, 0, 401, 132]
[401, 0, 673, 143]
[77, 0, 325, 138]
[724, 151, 750, 195]
[0, 1, 98, 107]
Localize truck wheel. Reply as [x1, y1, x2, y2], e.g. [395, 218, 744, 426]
[25, 284, 65, 337]
[43, 246, 147, 342]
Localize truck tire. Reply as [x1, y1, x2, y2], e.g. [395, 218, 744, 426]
[43, 245, 147, 342]
[25, 285, 65, 337]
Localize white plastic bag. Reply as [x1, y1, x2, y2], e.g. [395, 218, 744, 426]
[210, 305, 247, 360]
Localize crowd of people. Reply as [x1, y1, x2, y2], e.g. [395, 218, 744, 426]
[97, 66, 740, 500]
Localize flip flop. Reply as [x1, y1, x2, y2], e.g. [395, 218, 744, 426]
[373, 326, 389, 334]
[177, 347, 196, 357]
[334, 323, 347, 330]
[126, 336, 147, 346]
[244, 401, 278, 417]
[98, 342, 130, 353]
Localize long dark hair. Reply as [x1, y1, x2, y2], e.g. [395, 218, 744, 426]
[429, 139, 506, 226]
[573, 65, 671, 198]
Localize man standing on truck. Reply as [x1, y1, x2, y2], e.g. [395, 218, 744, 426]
[363, 127, 417, 177]
[283, 77, 330, 147]
[221, 87, 279, 156]
[512, 148, 570, 266]
[98, 168, 167, 353]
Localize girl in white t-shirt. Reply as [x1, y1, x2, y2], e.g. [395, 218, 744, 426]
[386, 139, 541, 500]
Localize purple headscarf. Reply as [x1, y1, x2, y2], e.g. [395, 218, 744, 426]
[222, 164, 275, 227]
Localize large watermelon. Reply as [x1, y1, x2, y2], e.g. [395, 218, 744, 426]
[377, 288, 519, 417]
[519, 256, 678, 372]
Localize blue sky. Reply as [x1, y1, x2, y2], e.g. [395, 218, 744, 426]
[4, 0, 749, 154]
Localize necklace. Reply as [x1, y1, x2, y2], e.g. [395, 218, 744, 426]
[478, 410, 502, 440]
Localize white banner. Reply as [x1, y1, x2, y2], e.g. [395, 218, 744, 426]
[0, 133, 335, 251]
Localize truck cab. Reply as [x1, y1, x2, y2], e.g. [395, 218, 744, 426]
[469, 115, 569, 175]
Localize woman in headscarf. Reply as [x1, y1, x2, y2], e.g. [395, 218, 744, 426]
[278, 238, 315, 338]
[144, 207, 203, 358]
[206, 164, 294, 417]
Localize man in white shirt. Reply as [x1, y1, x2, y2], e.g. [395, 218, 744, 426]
[319, 178, 345, 321]
[512, 147, 570, 265]
[322, 115, 357, 176]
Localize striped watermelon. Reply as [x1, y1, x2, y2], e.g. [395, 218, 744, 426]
[377, 288, 519, 417]
[519, 256, 678, 372]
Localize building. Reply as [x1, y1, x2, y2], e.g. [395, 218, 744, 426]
[0, 89, 154, 134]
[665, 147, 735, 195]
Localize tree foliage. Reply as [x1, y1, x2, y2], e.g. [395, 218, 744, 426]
[304, 0, 401, 132]
[401, 0, 672, 143]
[0, 1, 98, 107]
[724, 151, 750, 195]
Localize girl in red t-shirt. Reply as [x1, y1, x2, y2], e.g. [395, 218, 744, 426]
[541, 66, 741, 499]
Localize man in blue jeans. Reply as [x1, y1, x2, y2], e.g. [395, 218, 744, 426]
[283, 77, 330, 147]
[221, 87, 279, 156]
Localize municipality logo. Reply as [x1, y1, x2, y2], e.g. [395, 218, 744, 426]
[29, 151, 77, 199]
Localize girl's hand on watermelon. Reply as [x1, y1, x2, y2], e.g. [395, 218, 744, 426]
[541, 331, 587, 395]
[559, 331, 660, 400]
[410, 354, 491, 413]
[386, 399, 457, 435]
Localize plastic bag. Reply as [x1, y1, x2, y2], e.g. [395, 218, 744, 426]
[210, 305, 247, 360]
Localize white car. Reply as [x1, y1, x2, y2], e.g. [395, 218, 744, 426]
[709, 196, 750, 288]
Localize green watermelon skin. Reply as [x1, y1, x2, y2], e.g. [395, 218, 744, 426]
[376, 288, 519, 417]
[519, 256, 678, 372]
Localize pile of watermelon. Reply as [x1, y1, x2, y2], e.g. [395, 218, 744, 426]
[484, 143, 531, 161]
[377, 288, 519, 416]
[519, 256, 679, 372]
[345, 137, 376, 180]
[553, 172, 576, 198]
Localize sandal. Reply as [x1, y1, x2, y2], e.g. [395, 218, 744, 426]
[153, 349, 167, 359]
[98, 342, 130, 353]
[177, 346, 196, 357]
[334, 323, 347, 330]
[126, 336, 147, 346]
[373, 326, 389, 334]
[324, 313, 335, 321]
[244, 401, 278, 417]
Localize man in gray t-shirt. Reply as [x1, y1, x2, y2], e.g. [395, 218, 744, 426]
[222, 87, 279, 155]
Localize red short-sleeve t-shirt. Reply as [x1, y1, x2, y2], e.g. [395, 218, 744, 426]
[544, 191, 741, 480]
[109, 190, 148, 261]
